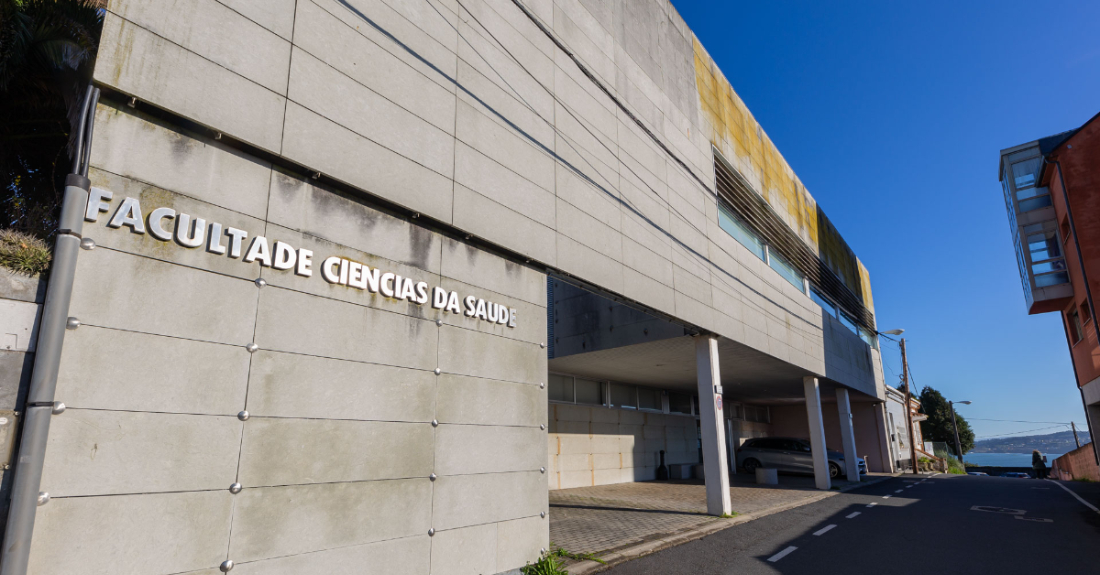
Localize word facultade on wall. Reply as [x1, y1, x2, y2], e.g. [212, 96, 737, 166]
[86, 187, 518, 327]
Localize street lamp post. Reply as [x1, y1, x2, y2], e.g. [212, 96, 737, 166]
[948, 400, 971, 460]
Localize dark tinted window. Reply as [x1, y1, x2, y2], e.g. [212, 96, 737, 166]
[755, 438, 783, 450]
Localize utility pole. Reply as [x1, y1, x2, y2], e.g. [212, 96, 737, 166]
[900, 338, 919, 474]
[949, 401, 963, 459]
[1072, 421, 1081, 449]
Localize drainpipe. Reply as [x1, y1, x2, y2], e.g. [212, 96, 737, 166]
[0, 86, 99, 575]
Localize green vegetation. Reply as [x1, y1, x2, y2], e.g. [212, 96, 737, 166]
[934, 451, 967, 475]
[0, 228, 50, 275]
[719, 512, 739, 518]
[1, 0, 103, 240]
[520, 545, 605, 574]
[918, 387, 975, 456]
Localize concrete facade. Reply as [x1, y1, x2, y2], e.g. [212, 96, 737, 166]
[5, 0, 891, 573]
[27, 104, 549, 575]
[546, 403, 697, 490]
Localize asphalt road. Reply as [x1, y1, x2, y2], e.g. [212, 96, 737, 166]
[602, 474, 1100, 574]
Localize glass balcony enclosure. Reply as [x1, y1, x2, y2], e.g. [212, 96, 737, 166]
[999, 141, 1072, 313]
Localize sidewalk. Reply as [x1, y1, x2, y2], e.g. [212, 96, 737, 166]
[549, 472, 897, 573]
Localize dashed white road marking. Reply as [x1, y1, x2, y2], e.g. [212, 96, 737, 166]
[894, 489, 903, 493]
[846, 512, 861, 519]
[882, 495, 892, 499]
[867, 502, 878, 508]
[1047, 479, 1100, 514]
[768, 546, 798, 562]
[1015, 515, 1053, 523]
[813, 524, 837, 536]
[905, 485, 913, 488]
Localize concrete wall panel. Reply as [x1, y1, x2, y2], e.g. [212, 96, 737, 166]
[94, 14, 286, 153]
[90, 104, 273, 219]
[229, 479, 432, 562]
[54, 326, 248, 415]
[431, 471, 545, 530]
[436, 373, 544, 427]
[28, 491, 233, 575]
[40, 410, 241, 497]
[233, 535, 429, 575]
[68, 248, 258, 345]
[435, 424, 545, 475]
[238, 419, 433, 486]
[437, 324, 545, 384]
[254, 286, 436, 369]
[247, 351, 435, 421]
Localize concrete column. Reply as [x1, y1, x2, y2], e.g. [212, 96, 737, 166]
[803, 376, 831, 490]
[835, 388, 860, 482]
[873, 402, 895, 473]
[696, 336, 731, 516]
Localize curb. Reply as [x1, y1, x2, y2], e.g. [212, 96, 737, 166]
[566, 473, 901, 575]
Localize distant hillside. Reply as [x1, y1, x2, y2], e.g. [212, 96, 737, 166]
[972, 430, 1090, 454]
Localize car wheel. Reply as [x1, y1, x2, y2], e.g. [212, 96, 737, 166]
[829, 462, 841, 478]
[743, 458, 761, 474]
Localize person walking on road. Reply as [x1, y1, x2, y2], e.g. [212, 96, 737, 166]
[1032, 450, 1048, 479]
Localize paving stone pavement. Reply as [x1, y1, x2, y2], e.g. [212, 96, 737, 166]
[549, 474, 885, 556]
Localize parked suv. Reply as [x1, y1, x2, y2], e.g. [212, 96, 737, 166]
[737, 437, 867, 478]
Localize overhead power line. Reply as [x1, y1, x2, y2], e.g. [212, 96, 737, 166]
[969, 418, 1073, 425]
[976, 425, 1070, 439]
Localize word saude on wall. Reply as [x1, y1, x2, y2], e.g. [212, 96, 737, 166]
[84, 188, 518, 327]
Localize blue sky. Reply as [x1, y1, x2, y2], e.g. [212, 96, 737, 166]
[672, 0, 1100, 441]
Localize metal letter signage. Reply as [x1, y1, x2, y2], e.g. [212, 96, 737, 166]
[86, 189, 518, 327]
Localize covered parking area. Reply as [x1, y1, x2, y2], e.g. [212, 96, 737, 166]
[546, 278, 893, 517]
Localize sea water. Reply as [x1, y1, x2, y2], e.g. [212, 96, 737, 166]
[964, 452, 1066, 467]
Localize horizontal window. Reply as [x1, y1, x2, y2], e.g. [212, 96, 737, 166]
[1028, 232, 1062, 262]
[769, 250, 805, 293]
[638, 387, 662, 411]
[611, 383, 637, 409]
[548, 373, 574, 403]
[718, 203, 765, 260]
[1035, 271, 1070, 288]
[1032, 260, 1067, 275]
[1019, 195, 1052, 212]
[810, 288, 838, 318]
[859, 327, 879, 349]
[668, 392, 692, 415]
[1012, 158, 1041, 190]
[1017, 186, 1049, 201]
[575, 378, 604, 405]
[840, 312, 859, 335]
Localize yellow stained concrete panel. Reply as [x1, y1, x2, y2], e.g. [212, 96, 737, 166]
[691, 36, 874, 309]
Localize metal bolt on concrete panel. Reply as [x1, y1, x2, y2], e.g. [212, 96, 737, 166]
[238, 411, 250, 421]
[65, 317, 80, 330]
[429, 473, 437, 481]
[220, 560, 234, 572]
[539, 382, 545, 389]
[540, 424, 546, 430]
[428, 528, 435, 536]
[540, 512, 546, 518]
[436, 319, 442, 326]
[36, 493, 48, 506]
[254, 278, 266, 288]
[229, 483, 242, 494]
[79, 238, 95, 250]
[540, 467, 545, 473]
[431, 419, 438, 427]
[245, 343, 259, 353]
[434, 368, 441, 375]
[540, 343, 546, 348]
[51, 403, 65, 415]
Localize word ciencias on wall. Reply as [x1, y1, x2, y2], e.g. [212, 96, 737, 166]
[85, 188, 517, 327]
